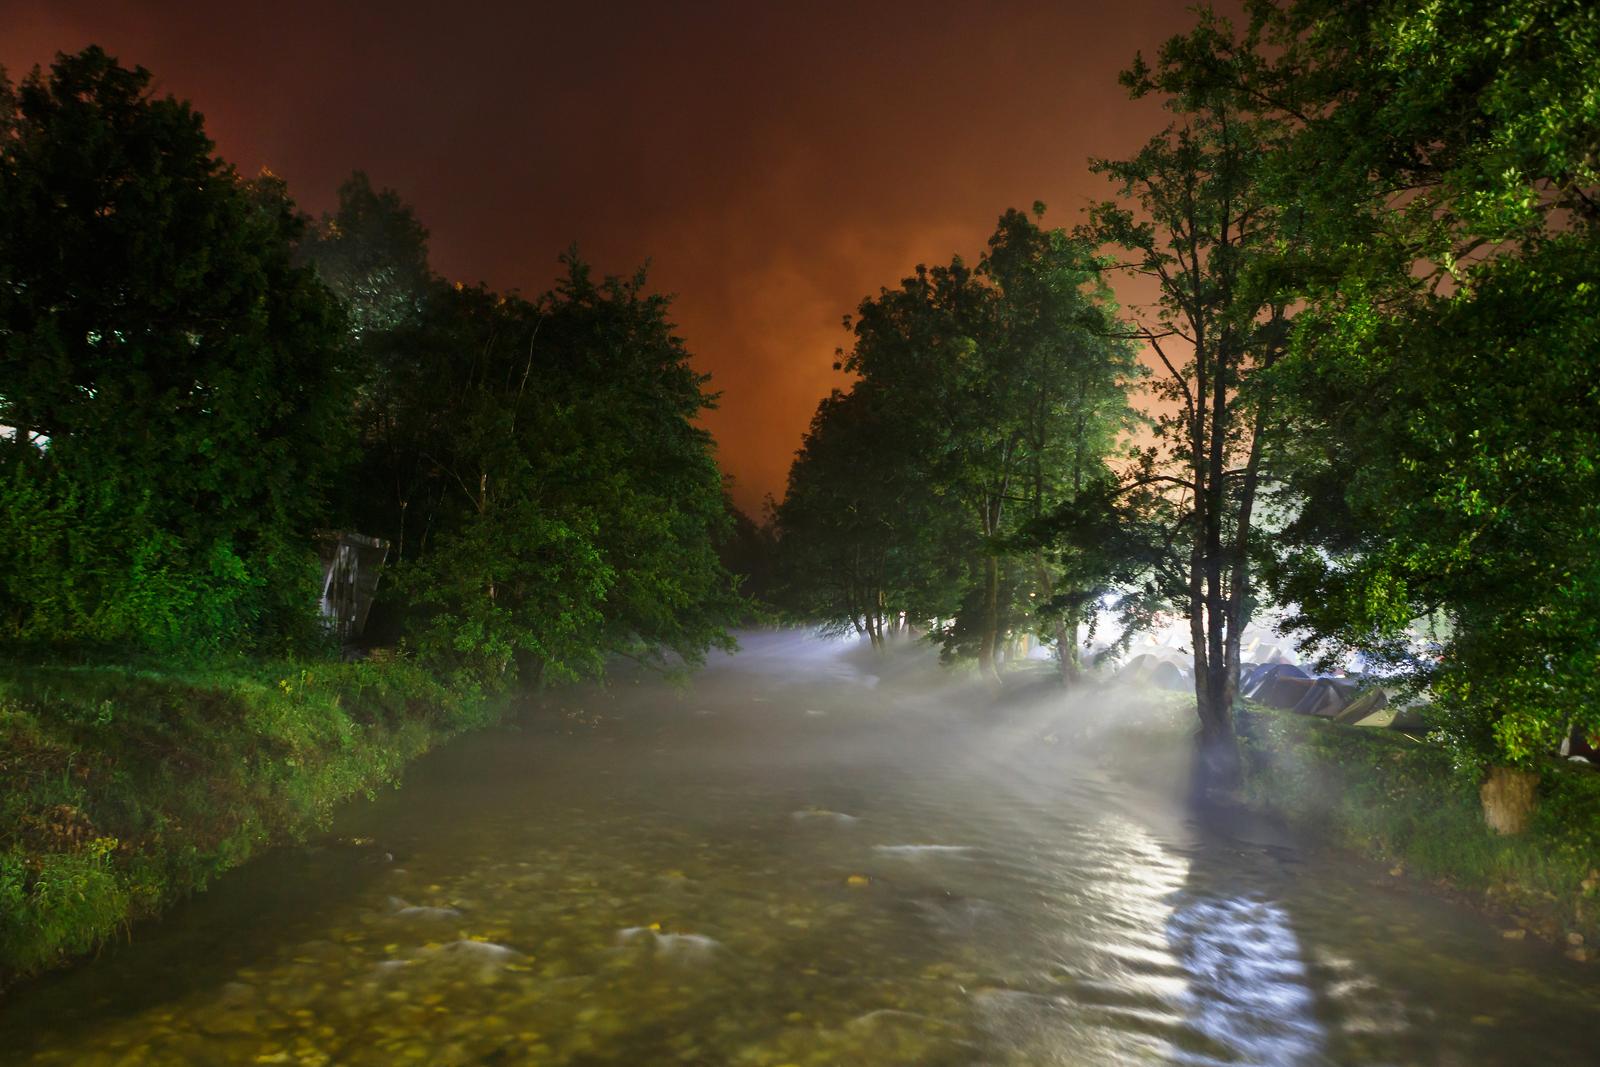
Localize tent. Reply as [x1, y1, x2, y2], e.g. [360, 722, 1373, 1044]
[1332, 688, 1390, 727]
[1151, 660, 1192, 692]
[1114, 653, 1159, 684]
[1243, 663, 1309, 700]
[1252, 674, 1317, 711]
[1291, 678, 1356, 718]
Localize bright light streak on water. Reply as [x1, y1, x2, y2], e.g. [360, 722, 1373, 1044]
[1, 630, 1596, 1065]
[1167, 896, 1323, 1065]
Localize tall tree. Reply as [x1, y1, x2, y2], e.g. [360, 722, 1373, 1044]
[1084, 11, 1294, 791]
[773, 386, 965, 647]
[299, 171, 432, 340]
[839, 253, 1006, 671]
[982, 208, 1143, 682]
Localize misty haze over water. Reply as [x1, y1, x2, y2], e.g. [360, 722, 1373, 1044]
[4, 631, 1598, 1065]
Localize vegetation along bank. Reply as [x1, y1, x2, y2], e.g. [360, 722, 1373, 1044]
[0, 49, 746, 985]
[1237, 704, 1600, 958]
[0, 659, 498, 986]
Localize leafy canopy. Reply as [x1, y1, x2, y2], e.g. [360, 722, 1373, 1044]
[0, 47, 352, 654]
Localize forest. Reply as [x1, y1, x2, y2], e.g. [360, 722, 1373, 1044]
[768, 0, 1599, 799]
[0, 49, 744, 690]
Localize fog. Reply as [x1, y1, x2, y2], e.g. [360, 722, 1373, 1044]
[5, 629, 1595, 1065]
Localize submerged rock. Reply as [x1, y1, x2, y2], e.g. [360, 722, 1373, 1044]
[616, 925, 722, 960]
[384, 896, 464, 923]
[422, 939, 519, 964]
[791, 809, 858, 824]
[872, 844, 976, 857]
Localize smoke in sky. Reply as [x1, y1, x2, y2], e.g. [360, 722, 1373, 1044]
[2, 0, 1203, 512]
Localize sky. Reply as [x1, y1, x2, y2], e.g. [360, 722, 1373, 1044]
[2, 0, 1204, 513]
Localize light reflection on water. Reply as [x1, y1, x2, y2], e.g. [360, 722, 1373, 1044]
[1166, 896, 1322, 1066]
[1, 630, 1597, 1065]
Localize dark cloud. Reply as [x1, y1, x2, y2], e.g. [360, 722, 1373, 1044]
[2, 0, 1200, 512]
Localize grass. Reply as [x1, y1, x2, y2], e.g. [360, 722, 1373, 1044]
[0, 655, 501, 986]
[1236, 702, 1600, 946]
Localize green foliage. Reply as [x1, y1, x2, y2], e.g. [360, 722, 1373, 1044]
[774, 385, 969, 644]
[0, 843, 129, 975]
[2, 48, 739, 684]
[717, 501, 781, 612]
[775, 209, 1140, 669]
[0, 656, 490, 981]
[343, 254, 741, 688]
[299, 171, 433, 339]
[1250, 0, 1600, 767]
[1273, 240, 1600, 768]
[1239, 703, 1600, 944]
[1074, 0, 1597, 775]
[0, 48, 353, 655]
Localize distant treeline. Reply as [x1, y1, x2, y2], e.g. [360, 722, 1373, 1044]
[0, 47, 743, 688]
[768, 0, 1599, 787]
[772, 206, 1140, 679]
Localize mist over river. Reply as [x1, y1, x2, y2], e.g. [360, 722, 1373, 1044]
[3, 630, 1597, 1065]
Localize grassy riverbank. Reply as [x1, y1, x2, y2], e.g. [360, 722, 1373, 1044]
[0, 657, 499, 987]
[1236, 704, 1600, 953]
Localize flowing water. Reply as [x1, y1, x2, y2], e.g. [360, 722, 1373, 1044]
[3, 631, 1597, 1065]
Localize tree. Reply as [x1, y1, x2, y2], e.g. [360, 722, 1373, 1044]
[777, 209, 1139, 677]
[981, 208, 1143, 682]
[836, 251, 1007, 668]
[717, 499, 780, 612]
[0, 47, 351, 653]
[348, 252, 742, 687]
[773, 386, 965, 647]
[299, 171, 432, 341]
[1250, 0, 1600, 775]
[1082, 10, 1294, 792]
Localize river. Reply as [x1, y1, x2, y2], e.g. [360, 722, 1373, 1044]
[2, 630, 1597, 1065]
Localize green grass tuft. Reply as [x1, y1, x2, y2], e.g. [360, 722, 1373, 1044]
[0, 656, 499, 984]
[1237, 703, 1600, 944]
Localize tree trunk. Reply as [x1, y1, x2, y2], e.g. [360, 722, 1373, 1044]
[1054, 616, 1080, 687]
[1480, 766, 1538, 835]
[1034, 551, 1080, 687]
[1194, 659, 1242, 800]
[977, 553, 1001, 682]
[867, 602, 885, 651]
[1189, 504, 1242, 799]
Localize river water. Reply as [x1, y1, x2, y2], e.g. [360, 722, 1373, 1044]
[3, 631, 1597, 1065]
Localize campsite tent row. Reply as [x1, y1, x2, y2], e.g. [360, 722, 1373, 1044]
[1113, 656, 1425, 732]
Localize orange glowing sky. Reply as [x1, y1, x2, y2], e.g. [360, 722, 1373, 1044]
[3, 0, 1205, 513]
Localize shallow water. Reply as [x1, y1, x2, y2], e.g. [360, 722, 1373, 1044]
[3, 631, 1598, 1065]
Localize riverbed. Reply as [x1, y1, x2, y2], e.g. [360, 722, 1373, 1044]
[2, 631, 1596, 1065]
